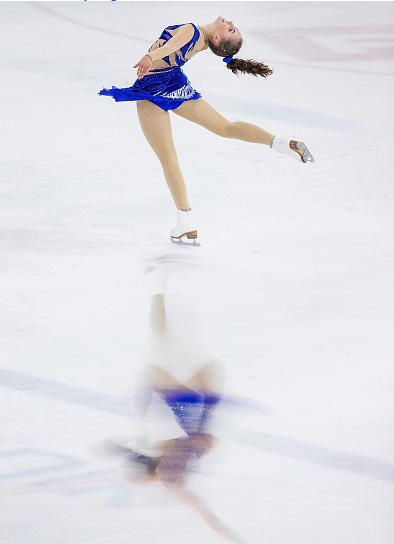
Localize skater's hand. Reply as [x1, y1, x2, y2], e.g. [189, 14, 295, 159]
[133, 55, 153, 79]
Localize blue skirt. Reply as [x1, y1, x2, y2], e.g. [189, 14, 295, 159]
[98, 68, 201, 111]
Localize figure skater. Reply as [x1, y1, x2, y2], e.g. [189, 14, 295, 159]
[99, 16, 314, 245]
[105, 264, 247, 542]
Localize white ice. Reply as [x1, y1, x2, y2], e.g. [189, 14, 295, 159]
[0, 2, 393, 543]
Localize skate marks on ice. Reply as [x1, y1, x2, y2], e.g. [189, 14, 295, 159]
[31, 3, 394, 77]
[0, 368, 130, 417]
[0, 447, 135, 507]
[1, 367, 393, 485]
[232, 428, 394, 484]
[31, 2, 150, 45]
[140, 247, 207, 281]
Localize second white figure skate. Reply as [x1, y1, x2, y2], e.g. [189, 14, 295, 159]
[170, 208, 201, 247]
[272, 137, 315, 163]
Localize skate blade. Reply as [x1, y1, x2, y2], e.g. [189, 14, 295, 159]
[170, 230, 201, 247]
[171, 237, 201, 248]
[298, 142, 315, 163]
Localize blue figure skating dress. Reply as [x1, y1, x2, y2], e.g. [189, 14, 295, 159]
[153, 387, 221, 483]
[99, 23, 205, 111]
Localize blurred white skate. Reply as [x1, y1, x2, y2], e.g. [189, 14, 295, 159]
[143, 261, 167, 295]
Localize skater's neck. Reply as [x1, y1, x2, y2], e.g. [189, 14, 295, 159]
[199, 23, 214, 44]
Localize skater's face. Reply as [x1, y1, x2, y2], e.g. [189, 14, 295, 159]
[212, 16, 242, 47]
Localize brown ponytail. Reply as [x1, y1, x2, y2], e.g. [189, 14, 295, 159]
[226, 57, 273, 78]
[207, 37, 273, 79]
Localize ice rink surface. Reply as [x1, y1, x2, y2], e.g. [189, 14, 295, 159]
[1, 1, 393, 542]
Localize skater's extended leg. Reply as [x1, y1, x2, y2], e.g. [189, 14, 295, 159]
[174, 98, 274, 146]
[174, 98, 314, 162]
[137, 100, 190, 210]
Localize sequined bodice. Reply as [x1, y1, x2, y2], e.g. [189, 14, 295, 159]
[148, 23, 206, 73]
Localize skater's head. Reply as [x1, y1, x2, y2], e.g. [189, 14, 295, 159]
[206, 17, 243, 58]
[205, 16, 273, 79]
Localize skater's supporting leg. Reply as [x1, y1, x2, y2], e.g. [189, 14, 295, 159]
[149, 293, 167, 337]
[174, 98, 274, 146]
[137, 100, 190, 210]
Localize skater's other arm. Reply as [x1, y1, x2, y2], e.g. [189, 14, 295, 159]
[147, 24, 194, 61]
[134, 24, 194, 78]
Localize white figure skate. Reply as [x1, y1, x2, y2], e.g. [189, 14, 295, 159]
[142, 262, 167, 296]
[272, 136, 315, 163]
[170, 208, 200, 247]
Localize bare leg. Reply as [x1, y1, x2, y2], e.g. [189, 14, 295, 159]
[149, 293, 166, 337]
[174, 98, 274, 146]
[135, 291, 174, 417]
[137, 100, 190, 210]
[170, 486, 248, 544]
[185, 359, 224, 396]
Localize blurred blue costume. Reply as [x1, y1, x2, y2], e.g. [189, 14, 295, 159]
[157, 388, 221, 437]
[98, 23, 203, 111]
[153, 388, 221, 483]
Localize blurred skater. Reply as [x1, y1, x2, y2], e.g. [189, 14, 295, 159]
[99, 16, 314, 245]
[119, 362, 246, 543]
[110, 265, 248, 543]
